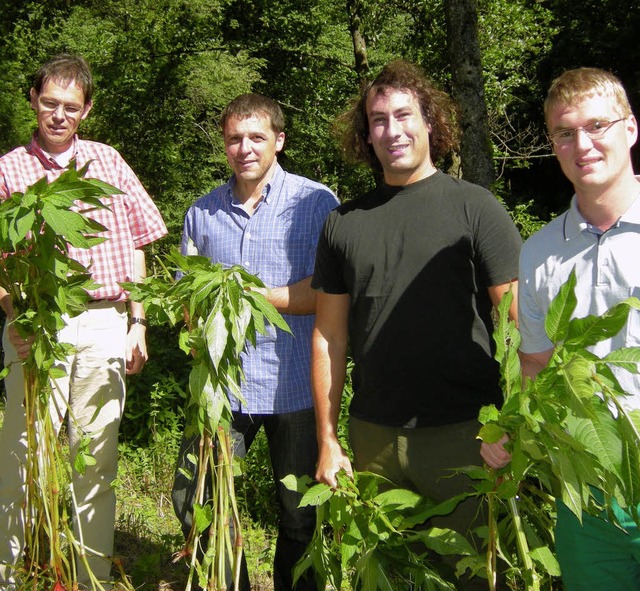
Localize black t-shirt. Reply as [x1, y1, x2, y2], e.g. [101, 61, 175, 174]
[312, 171, 522, 427]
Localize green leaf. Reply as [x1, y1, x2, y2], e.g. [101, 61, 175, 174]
[477, 423, 505, 444]
[299, 483, 334, 507]
[193, 503, 213, 534]
[545, 268, 577, 343]
[529, 546, 561, 576]
[204, 299, 229, 369]
[415, 527, 476, 556]
[562, 356, 597, 400]
[565, 300, 633, 350]
[602, 346, 640, 372]
[281, 473, 314, 495]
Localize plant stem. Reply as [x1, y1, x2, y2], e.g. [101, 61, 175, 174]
[508, 495, 540, 591]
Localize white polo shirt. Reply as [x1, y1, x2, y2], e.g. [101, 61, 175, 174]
[519, 192, 640, 407]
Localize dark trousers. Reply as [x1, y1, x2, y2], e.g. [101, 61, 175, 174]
[172, 408, 318, 591]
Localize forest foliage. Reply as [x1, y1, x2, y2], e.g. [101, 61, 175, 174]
[1, 0, 640, 242]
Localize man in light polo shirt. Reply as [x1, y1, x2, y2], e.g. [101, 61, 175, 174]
[482, 67, 640, 590]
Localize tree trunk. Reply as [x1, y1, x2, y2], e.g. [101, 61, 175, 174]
[445, 0, 495, 188]
[346, 0, 369, 80]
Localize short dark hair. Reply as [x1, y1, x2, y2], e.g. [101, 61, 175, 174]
[33, 53, 94, 105]
[220, 93, 285, 134]
[340, 60, 459, 171]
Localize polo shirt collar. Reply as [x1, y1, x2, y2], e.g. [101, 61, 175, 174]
[563, 189, 640, 241]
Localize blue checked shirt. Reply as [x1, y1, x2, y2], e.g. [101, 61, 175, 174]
[181, 164, 339, 414]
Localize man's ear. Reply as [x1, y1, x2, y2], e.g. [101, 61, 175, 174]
[275, 131, 285, 153]
[29, 88, 38, 110]
[80, 100, 93, 121]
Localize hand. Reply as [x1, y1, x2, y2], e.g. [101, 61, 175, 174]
[126, 323, 148, 375]
[480, 434, 512, 469]
[315, 440, 354, 489]
[8, 321, 34, 360]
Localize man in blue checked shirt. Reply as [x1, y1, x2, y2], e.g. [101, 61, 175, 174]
[171, 93, 339, 591]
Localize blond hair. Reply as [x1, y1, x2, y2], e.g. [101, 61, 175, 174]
[544, 67, 632, 127]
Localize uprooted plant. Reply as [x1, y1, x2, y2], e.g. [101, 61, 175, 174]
[123, 250, 289, 591]
[282, 470, 479, 591]
[478, 271, 640, 590]
[0, 163, 134, 590]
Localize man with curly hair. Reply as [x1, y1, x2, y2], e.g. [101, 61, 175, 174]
[311, 60, 521, 588]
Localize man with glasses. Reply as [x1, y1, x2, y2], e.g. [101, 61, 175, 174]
[482, 67, 640, 589]
[0, 53, 167, 589]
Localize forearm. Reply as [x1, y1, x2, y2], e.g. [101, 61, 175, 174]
[520, 349, 553, 382]
[129, 249, 147, 319]
[312, 328, 348, 448]
[0, 287, 14, 317]
[261, 276, 316, 315]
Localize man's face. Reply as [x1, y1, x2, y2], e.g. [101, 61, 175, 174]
[223, 114, 284, 185]
[548, 92, 637, 195]
[30, 78, 92, 154]
[366, 88, 436, 186]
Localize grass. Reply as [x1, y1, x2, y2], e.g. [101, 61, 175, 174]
[0, 398, 279, 591]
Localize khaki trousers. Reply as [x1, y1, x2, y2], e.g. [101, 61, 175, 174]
[0, 302, 127, 589]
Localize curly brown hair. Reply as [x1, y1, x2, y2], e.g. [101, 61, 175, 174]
[339, 60, 459, 172]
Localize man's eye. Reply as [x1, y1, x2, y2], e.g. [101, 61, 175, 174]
[589, 121, 607, 131]
[558, 130, 574, 139]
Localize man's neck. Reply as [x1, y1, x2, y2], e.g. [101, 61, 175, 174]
[383, 161, 437, 187]
[576, 175, 640, 231]
[233, 161, 278, 215]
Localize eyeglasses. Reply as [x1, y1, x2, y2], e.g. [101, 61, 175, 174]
[548, 118, 626, 146]
[37, 97, 84, 117]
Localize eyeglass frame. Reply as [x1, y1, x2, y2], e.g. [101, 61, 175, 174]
[548, 118, 626, 146]
[35, 96, 87, 117]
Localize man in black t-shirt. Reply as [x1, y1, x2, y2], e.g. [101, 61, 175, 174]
[311, 60, 522, 588]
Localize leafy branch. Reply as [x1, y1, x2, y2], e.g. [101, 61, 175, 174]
[478, 270, 640, 588]
[282, 471, 478, 591]
[0, 162, 135, 590]
[124, 249, 290, 590]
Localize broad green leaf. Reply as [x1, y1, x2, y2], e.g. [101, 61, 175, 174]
[204, 299, 229, 369]
[545, 268, 577, 343]
[9, 207, 35, 245]
[562, 356, 597, 401]
[74, 452, 87, 475]
[415, 527, 476, 556]
[193, 503, 213, 534]
[529, 546, 561, 576]
[299, 483, 334, 507]
[566, 413, 622, 478]
[374, 488, 424, 511]
[549, 448, 583, 521]
[478, 404, 500, 425]
[602, 347, 640, 372]
[477, 423, 505, 444]
[280, 473, 314, 494]
[565, 300, 632, 350]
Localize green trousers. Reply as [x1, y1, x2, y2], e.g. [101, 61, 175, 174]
[349, 416, 488, 590]
[556, 498, 640, 590]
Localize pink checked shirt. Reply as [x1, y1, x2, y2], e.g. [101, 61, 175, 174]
[0, 135, 167, 301]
